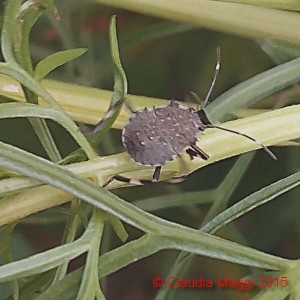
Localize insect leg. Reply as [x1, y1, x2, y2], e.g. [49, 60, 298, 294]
[103, 166, 162, 187]
[188, 144, 209, 160]
[186, 148, 197, 160]
[162, 148, 209, 184]
[152, 166, 162, 182]
[103, 175, 133, 187]
[166, 146, 209, 183]
[103, 174, 151, 187]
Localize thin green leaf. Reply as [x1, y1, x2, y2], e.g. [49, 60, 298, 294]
[19, 0, 59, 20]
[205, 152, 254, 223]
[106, 214, 128, 242]
[0, 1, 92, 161]
[76, 209, 104, 300]
[123, 21, 196, 50]
[16, 0, 59, 72]
[216, 0, 300, 11]
[207, 57, 300, 121]
[15, 9, 41, 74]
[20, 209, 68, 225]
[110, 16, 128, 104]
[61, 16, 127, 163]
[34, 49, 88, 81]
[33, 233, 291, 299]
[156, 153, 254, 300]
[202, 170, 300, 234]
[0, 209, 104, 285]
[27, 117, 62, 162]
[90, 15, 127, 141]
[52, 200, 82, 282]
[0, 102, 95, 159]
[5, 1, 63, 162]
[258, 40, 300, 64]
[0, 185, 77, 232]
[133, 190, 215, 211]
[0, 63, 96, 159]
[1, 105, 300, 195]
[93, 0, 300, 45]
[4, 270, 57, 300]
[1, 56, 299, 131]
[253, 262, 300, 299]
[34, 235, 161, 299]
[0, 141, 291, 282]
[0, 238, 90, 282]
[1, 0, 21, 63]
[0, 177, 42, 197]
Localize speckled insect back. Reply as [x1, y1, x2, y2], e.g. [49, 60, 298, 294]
[122, 101, 205, 166]
[95, 48, 276, 187]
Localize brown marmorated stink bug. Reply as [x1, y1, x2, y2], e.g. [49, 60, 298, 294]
[94, 48, 276, 187]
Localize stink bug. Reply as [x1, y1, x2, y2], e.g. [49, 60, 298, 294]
[94, 48, 276, 187]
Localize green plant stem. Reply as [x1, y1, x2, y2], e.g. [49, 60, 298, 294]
[53, 199, 82, 282]
[155, 154, 254, 299]
[76, 209, 105, 300]
[1, 104, 300, 202]
[156, 166, 300, 299]
[217, 0, 300, 11]
[207, 57, 300, 122]
[28, 234, 297, 299]
[93, 0, 300, 45]
[0, 140, 293, 283]
[2, 0, 62, 161]
[1, 57, 300, 127]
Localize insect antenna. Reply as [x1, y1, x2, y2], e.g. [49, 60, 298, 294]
[92, 98, 135, 135]
[205, 124, 277, 160]
[124, 101, 135, 113]
[201, 47, 221, 109]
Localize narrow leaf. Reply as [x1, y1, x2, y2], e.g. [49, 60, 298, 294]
[202, 171, 300, 234]
[91, 15, 127, 141]
[93, 0, 300, 45]
[34, 49, 87, 81]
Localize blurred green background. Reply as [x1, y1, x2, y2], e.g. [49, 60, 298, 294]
[0, 1, 299, 299]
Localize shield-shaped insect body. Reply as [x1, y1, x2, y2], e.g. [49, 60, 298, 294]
[95, 48, 276, 187]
